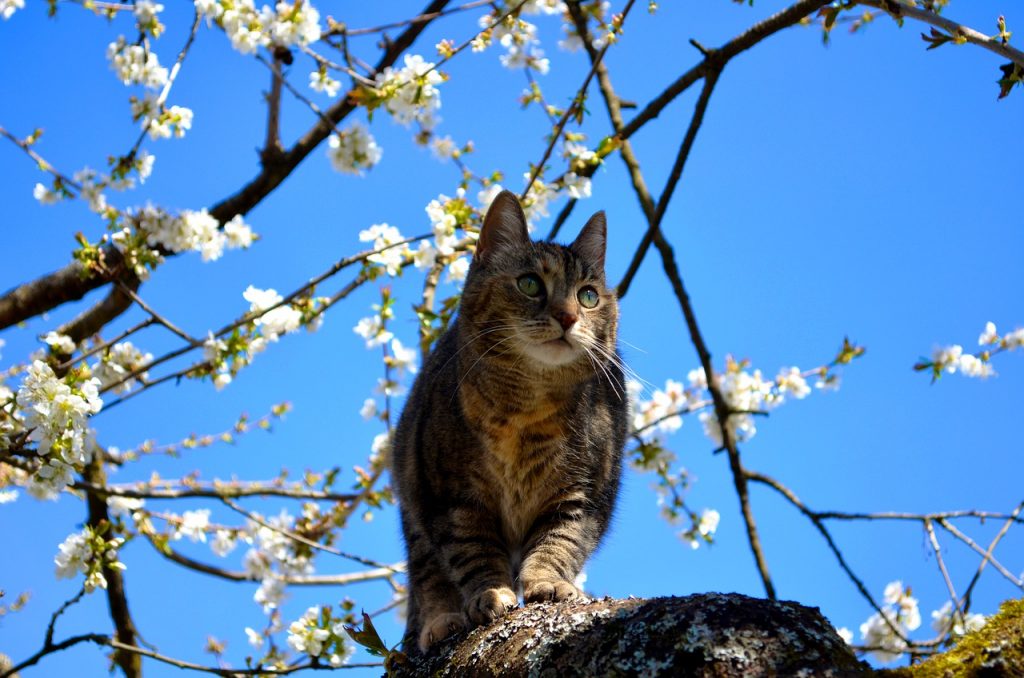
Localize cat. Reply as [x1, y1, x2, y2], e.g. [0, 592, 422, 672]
[390, 190, 627, 653]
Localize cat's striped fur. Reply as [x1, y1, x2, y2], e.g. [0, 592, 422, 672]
[391, 191, 627, 652]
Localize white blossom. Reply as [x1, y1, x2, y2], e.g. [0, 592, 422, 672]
[776, 367, 810, 400]
[245, 627, 264, 648]
[327, 122, 382, 175]
[1003, 328, 1024, 349]
[72, 167, 108, 214]
[107, 37, 168, 89]
[389, 338, 418, 375]
[287, 607, 331, 657]
[359, 223, 408, 275]
[563, 172, 592, 200]
[932, 345, 963, 374]
[376, 54, 445, 129]
[92, 341, 153, 393]
[309, 69, 340, 97]
[107, 496, 144, 519]
[978, 321, 998, 346]
[859, 609, 907, 663]
[412, 240, 439, 271]
[33, 183, 60, 205]
[958, 353, 995, 378]
[431, 135, 456, 160]
[224, 214, 256, 249]
[1, 0, 24, 20]
[243, 286, 302, 341]
[354, 315, 393, 349]
[359, 398, 377, 420]
[18, 361, 102, 499]
[447, 255, 469, 283]
[134, 0, 164, 33]
[211, 530, 237, 557]
[42, 332, 76, 355]
[930, 601, 986, 637]
[0, 489, 18, 504]
[176, 509, 211, 542]
[268, 0, 320, 47]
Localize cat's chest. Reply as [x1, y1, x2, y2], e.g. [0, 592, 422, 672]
[477, 409, 570, 543]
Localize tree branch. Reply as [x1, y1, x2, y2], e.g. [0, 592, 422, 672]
[856, 0, 1024, 70]
[83, 459, 141, 678]
[619, 0, 831, 140]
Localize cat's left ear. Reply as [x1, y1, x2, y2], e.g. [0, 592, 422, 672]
[571, 211, 607, 271]
[476, 190, 530, 262]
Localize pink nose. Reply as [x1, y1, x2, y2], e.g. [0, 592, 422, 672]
[554, 311, 578, 331]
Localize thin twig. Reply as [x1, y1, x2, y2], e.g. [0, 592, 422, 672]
[73, 480, 359, 502]
[220, 497, 400, 571]
[746, 469, 910, 643]
[924, 518, 965, 630]
[145, 531, 402, 586]
[937, 518, 1024, 590]
[960, 500, 1024, 612]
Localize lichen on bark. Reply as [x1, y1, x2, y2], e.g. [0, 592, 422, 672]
[393, 593, 868, 677]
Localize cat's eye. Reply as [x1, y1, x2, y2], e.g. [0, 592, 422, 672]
[577, 286, 600, 309]
[517, 274, 544, 298]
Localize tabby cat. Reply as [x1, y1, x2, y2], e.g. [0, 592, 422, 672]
[391, 190, 627, 652]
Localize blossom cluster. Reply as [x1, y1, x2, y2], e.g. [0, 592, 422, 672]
[629, 358, 822, 449]
[858, 580, 921, 663]
[16, 361, 102, 499]
[108, 37, 168, 89]
[202, 285, 320, 389]
[112, 206, 255, 271]
[129, 94, 194, 140]
[327, 122, 383, 175]
[918, 321, 1023, 381]
[370, 54, 446, 130]
[853, 581, 988, 663]
[286, 606, 354, 666]
[92, 341, 154, 394]
[472, 7, 554, 75]
[195, 0, 321, 54]
[34, 154, 155, 214]
[54, 525, 126, 592]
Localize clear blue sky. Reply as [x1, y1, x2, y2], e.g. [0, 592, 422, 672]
[1, 1, 1022, 675]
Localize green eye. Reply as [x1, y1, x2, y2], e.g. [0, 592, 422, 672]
[517, 274, 544, 297]
[577, 286, 600, 309]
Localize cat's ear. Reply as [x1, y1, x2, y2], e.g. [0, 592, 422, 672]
[571, 211, 607, 270]
[476, 190, 530, 261]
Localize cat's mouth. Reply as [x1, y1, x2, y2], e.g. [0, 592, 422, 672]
[522, 334, 580, 367]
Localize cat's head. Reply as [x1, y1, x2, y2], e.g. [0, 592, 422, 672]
[459, 190, 618, 372]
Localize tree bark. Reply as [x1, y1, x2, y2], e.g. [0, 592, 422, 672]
[394, 593, 868, 677]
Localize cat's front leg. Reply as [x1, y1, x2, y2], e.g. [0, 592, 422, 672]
[519, 496, 596, 604]
[437, 505, 517, 626]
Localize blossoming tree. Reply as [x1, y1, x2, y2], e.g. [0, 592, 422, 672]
[1, 0, 1022, 675]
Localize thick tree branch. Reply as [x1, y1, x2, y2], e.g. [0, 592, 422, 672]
[83, 459, 142, 678]
[396, 594, 864, 676]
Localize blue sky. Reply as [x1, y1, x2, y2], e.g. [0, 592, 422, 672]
[1, 1, 1022, 675]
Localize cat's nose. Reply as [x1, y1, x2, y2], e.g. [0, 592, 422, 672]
[554, 310, 577, 331]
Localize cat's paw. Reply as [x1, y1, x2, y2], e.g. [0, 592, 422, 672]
[418, 612, 467, 652]
[465, 587, 518, 626]
[523, 579, 584, 604]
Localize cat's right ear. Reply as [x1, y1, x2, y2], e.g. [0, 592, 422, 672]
[475, 190, 530, 262]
